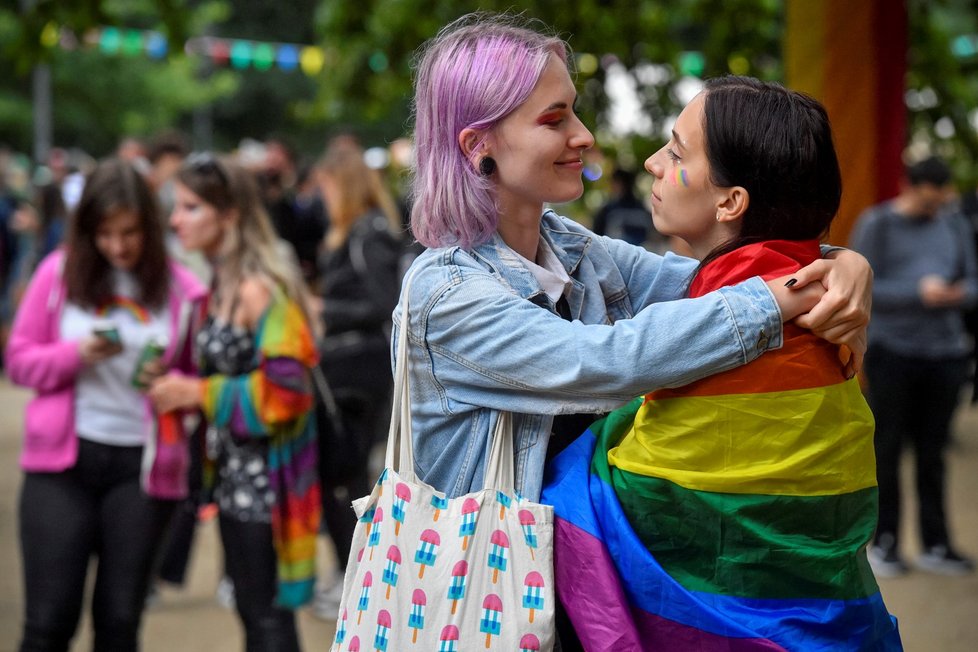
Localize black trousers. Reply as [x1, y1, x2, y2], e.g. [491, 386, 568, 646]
[18, 439, 175, 652]
[864, 344, 968, 549]
[219, 515, 300, 652]
[317, 333, 391, 571]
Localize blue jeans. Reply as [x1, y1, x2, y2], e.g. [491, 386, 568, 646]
[19, 439, 175, 652]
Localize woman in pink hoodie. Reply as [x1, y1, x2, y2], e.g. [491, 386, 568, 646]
[6, 158, 207, 651]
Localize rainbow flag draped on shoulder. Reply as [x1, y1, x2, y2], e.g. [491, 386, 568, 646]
[542, 241, 902, 651]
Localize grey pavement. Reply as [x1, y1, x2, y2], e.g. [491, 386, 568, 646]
[1, 376, 977, 650]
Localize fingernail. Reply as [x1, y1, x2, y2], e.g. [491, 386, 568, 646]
[784, 278, 798, 288]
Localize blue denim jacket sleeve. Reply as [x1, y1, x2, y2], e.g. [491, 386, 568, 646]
[392, 214, 782, 500]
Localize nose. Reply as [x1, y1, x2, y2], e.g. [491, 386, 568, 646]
[569, 115, 595, 152]
[645, 148, 665, 178]
[106, 235, 127, 259]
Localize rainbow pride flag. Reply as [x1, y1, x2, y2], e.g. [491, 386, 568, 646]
[542, 241, 902, 651]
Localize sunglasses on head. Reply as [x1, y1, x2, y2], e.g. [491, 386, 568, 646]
[186, 152, 229, 187]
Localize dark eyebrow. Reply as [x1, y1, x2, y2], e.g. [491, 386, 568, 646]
[671, 129, 686, 150]
[542, 101, 569, 113]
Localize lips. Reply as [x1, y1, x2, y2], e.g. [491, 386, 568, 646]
[555, 158, 583, 169]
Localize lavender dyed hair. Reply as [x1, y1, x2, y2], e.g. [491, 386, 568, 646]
[410, 12, 570, 250]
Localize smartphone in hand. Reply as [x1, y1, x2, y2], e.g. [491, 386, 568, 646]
[92, 319, 121, 345]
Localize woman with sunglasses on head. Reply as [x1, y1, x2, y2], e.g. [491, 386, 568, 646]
[6, 158, 207, 651]
[148, 154, 320, 651]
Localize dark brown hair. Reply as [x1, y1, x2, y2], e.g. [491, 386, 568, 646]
[698, 76, 842, 269]
[64, 158, 170, 309]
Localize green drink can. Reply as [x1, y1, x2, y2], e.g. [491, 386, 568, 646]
[131, 334, 169, 389]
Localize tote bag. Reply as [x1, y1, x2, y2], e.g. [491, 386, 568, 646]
[329, 280, 555, 652]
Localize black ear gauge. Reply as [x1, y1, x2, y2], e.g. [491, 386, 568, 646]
[479, 156, 497, 176]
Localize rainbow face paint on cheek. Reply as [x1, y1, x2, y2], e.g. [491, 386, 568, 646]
[670, 168, 690, 187]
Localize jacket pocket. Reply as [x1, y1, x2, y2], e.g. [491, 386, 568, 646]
[24, 391, 74, 452]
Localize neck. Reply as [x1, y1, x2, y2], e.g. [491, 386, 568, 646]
[687, 226, 739, 261]
[496, 201, 543, 261]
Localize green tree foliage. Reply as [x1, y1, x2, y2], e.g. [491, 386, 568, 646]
[0, 0, 235, 156]
[907, 0, 978, 186]
[308, 0, 781, 157]
[4, 0, 978, 190]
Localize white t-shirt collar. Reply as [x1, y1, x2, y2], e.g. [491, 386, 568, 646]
[513, 238, 572, 304]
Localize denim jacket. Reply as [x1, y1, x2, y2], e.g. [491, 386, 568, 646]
[392, 210, 782, 501]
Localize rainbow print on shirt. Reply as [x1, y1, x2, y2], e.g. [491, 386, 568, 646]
[97, 296, 151, 323]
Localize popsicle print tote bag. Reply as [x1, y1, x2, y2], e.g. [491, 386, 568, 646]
[329, 279, 555, 652]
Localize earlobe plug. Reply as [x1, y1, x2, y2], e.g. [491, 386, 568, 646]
[479, 157, 497, 176]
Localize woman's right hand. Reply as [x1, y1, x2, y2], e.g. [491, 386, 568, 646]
[765, 274, 825, 322]
[79, 335, 123, 365]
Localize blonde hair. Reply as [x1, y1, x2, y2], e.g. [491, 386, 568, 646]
[318, 147, 401, 251]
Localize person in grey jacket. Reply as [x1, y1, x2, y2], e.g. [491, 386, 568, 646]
[851, 155, 978, 578]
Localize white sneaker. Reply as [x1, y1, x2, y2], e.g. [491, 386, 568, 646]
[215, 576, 235, 610]
[311, 570, 345, 620]
[916, 545, 975, 576]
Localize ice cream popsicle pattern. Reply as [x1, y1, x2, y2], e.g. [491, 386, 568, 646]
[392, 482, 411, 535]
[488, 530, 510, 584]
[438, 625, 459, 652]
[414, 529, 440, 579]
[382, 545, 400, 599]
[335, 609, 347, 646]
[332, 464, 553, 650]
[496, 490, 512, 520]
[368, 507, 383, 560]
[520, 633, 541, 651]
[357, 572, 372, 625]
[522, 572, 545, 623]
[448, 560, 468, 614]
[408, 589, 426, 643]
[431, 494, 449, 521]
[374, 610, 391, 652]
[480, 594, 503, 648]
[519, 509, 538, 561]
[459, 498, 479, 551]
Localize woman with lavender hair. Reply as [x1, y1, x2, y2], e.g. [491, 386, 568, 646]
[395, 12, 873, 646]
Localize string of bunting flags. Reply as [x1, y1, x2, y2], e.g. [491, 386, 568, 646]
[38, 23, 608, 79]
[38, 23, 330, 75]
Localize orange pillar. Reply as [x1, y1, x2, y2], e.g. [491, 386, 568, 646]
[785, 0, 908, 245]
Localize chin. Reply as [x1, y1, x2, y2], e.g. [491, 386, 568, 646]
[549, 185, 584, 205]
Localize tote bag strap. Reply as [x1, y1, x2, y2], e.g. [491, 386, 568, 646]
[483, 411, 516, 491]
[384, 269, 516, 491]
[384, 269, 417, 477]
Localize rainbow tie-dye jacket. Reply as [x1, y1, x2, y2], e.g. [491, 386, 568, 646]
[200, 289, 321, 608]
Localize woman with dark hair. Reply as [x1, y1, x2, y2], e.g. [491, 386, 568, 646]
[398, 15, 874, 648]
[543, 77, 902, 650]
[149, 154, 320, 651]
[398, 11, 871, 509]
[6, 158, 207, 651]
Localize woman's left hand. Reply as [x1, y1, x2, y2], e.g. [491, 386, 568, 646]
[148, 373, 203, 414]
[789, 249, 873, 374]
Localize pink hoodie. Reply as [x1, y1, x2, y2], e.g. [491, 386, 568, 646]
[5, 250, 208, 499]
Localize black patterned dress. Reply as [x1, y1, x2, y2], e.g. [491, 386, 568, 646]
[196, 316, 275, 523]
